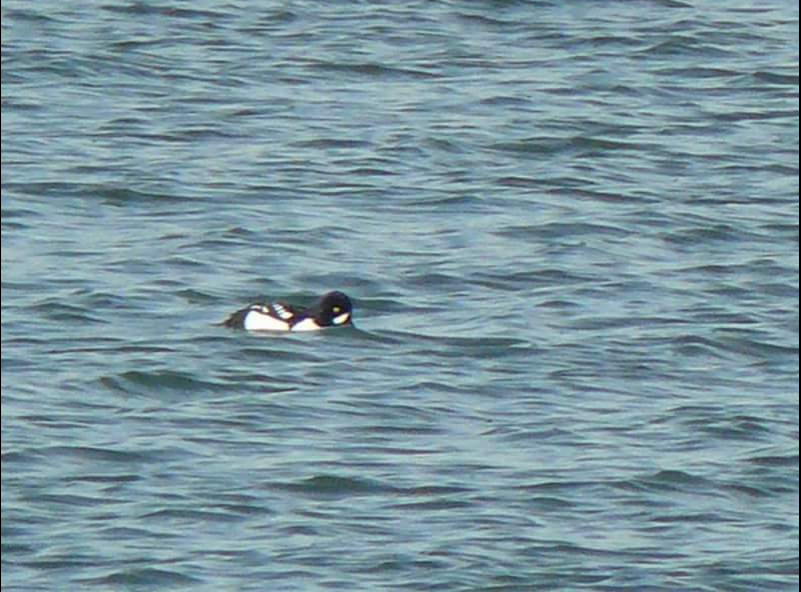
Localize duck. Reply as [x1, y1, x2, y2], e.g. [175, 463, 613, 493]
[221, 291, 353, 331]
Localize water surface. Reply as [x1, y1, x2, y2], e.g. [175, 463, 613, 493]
[2, 1, 799, 590]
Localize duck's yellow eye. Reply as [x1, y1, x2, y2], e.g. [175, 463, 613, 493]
[333, 306, 341, 314]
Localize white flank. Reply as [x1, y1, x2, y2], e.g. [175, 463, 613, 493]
[290, 317, 321, 332]
[333, 312, 351, 325]
[243, 310, 291, 331]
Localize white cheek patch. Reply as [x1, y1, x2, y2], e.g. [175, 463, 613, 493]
[333, 312, 351, 325]
[244, 310, 291, 331]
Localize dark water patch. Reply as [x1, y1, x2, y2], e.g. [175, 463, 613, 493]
[750, 281, 798, 299]
[376, 330, 529, 354]
[478, 94, 533, 108]
[1, 206, 43, 224]
[638, 35, 737, 58]
[97, 526, 179, 541]
[355, 556, 450, 576]
[454, 12, 527, 30]
[475, 268, 596, 291]
[102, 2, 225, 20]
[63, 289, 131, 310]
[17, 413, 116, 432]
[617, 470, 718, 496]
[345, 423, 445, 438]
[488, 426, 589, 447]
[2, 450, 43, 466]
[514, 480, 606, 496]
[398, 379, 488, 397]
[344, 165, 399, 178]
[653, 66, 743, 80]
[99, 370, 229, 396]
[209, 373, 300, 398]
[29, 492, 123, 508]
[235, 346, 326, 366]
[746, 454, 799, 468]
[724, 481, 785, 499]
[19, 555, 109, 571]
[751, 70, 799, 86]
[0, 219, 29, 231]
[2, 181, 194, 206]
[401, 270, 472, 292]
[495, 175, 547, 188]
[537, 298, 581, 310]
[715, 335, 798, 360]
[488, 135, 644, 158]
[567, 316, 688, 332]
[26, 301, 105, 325]
[292, 138, 372, 150]
[41, 445, 182, 465]
[388, 498, 474, 512]
[400, 484, 475, 497]
[494, 221, 631, 240]
[66, 473, 142, 485]
[649, 511, 726, 525]
[113, 344, 176, 354]
[354, 296, 414, 315]
[550, 185, 655, 205]
[517, 541, 652, 562]
[697, 415, 775, 442]
[81, 567, 203, 588]
[160, 255, 209, 270]
[524, 496, 577, 512]
[210, 503, 275, 518]
[423, 136, 472, 155]
[668, 335, 738, 359]
[268, 475, 395, 499]
[334, 398, 441, 425]
[142, 508, 250, 524]
[660, 225, 770, 248]
[403, 193, 486, 210]
[2, 542, 36, 557]
[2, 7, 61, 25]
[303, 60, 440, 81]
[175, 288, 217, 304]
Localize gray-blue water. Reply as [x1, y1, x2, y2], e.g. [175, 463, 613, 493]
[2, 1, 799, 590]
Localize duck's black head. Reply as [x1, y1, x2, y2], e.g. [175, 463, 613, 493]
[311, 291, 353, 327]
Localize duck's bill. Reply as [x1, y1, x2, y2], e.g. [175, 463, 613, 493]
[333, 312, 351, 325]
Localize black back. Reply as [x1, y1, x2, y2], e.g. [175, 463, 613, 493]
[220, 305, 256, 329]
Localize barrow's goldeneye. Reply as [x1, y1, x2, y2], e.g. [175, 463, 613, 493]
[221, 291, 353, 331]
